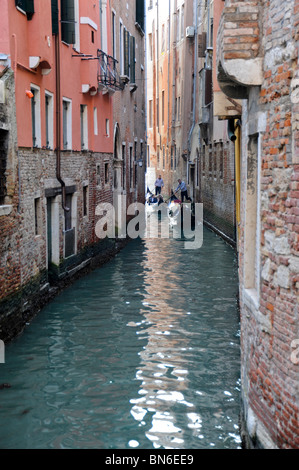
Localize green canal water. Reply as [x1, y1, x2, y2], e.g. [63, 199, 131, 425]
[0, 227, 241, 449]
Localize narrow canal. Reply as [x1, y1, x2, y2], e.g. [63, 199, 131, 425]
[0, 226, 241, 449]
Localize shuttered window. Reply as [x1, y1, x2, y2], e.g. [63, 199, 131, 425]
[51, 0, 59, 35]
[136, 0, 144, 33]
[130, 35, 136, 83]
[61, 0, 76, 44]
[15, 0, 34, 19]
[124, 29, 130, 78]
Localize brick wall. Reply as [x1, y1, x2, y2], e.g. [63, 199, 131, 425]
[232, 0, 299, 449]
[200, 137, 236, 243]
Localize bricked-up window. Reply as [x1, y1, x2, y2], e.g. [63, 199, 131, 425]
[136, 0, 144, 33]
[61, 0, 76, 45]
[15, 0, 34, 19]
[0, 130, 8, 205]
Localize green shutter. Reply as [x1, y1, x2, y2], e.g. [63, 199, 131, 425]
[51, 0, 59, 35]
[15, 0, 34, 19]
[61, 0, 76, 44]
[130, 35, 135, 83]
[124, 30, 130, 77]
[136, 0, 144, 32]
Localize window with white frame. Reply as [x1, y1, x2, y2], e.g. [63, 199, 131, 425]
[80, 104, 88, 150]
[31, 84, 41, 148]
[94, 107, 98, 136]
[45, 91, 54, 149]
[119, 21, 124, 75]
[62, 98, 72, 150]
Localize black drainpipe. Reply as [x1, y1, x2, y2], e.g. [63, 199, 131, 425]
[55, 15, 69, 213]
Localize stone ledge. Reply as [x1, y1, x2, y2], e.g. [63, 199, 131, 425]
[0, 205, 13, 217]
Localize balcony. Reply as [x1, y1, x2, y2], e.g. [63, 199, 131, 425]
[97, 50, 124, 93]
[216, 0, 263, 100]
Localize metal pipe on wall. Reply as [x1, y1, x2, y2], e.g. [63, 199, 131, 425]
[55, 12, 69, 213]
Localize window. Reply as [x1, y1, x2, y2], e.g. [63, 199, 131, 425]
[15, 0, 34, 19]
[80, 104, 88, 150]
[94, 107, 98, 136]
[149, 100, 153, 128]
[181, 4, 185, 39]
[83, 185, 88, 217]
[62, 98, 72, 150]
[112, 11, 116, 58]
[148, 33, 153, 61]
[130, 146, 133, 188]
[96, 163, 101, 186]
[119, 22, 124, 75]
[64, 193, 75, 258]
[51, 0, 58, 35]
[61, 0, 76, 44]
[130, 35, 136, 84]
[161, 24, 165, 53]
[31, 85, 41, 148]
[45, 92, 54, 149]
[136, 0, 145, 33]
[162, 91, 165, 126]
[105, 119, 110, 137]
[34, 197, 41, 236]
[0, 130, 8, 205]
[122, 144, 126, 188]
[104, 162, 109, 185]
[124, 29, 130, 78]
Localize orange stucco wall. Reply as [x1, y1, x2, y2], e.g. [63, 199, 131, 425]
[1, 0, 113, 153]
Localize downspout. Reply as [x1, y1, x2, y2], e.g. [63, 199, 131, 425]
[156, 1, 161, 150]
[12, 33, 22, 214]
[167, 0, 171, 149]
[187, 0, 198, 155]
[55, 18, 69, 212]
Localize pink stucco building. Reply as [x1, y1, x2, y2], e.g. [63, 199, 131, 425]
[0, 0, 145, 341]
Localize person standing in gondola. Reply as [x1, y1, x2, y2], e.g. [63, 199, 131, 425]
[154, 175, 164, 195]
[175, 179, 192, 203]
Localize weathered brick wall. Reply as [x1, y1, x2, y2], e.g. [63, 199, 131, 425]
[218, 0, 261, 62]
[200, 138, 236, 242]
[236, 0, 299, 449]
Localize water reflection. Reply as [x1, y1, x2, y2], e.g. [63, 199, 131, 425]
[0, 227, 241, 449]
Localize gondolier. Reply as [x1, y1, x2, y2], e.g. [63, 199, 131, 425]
[154, 175, 164, 195]
[175, 179, 191, 202]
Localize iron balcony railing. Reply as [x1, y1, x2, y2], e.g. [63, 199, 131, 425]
[97, 50, 124, 91]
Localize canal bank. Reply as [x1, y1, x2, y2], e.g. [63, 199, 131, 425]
[0, 237, 130, 344]
[0, 226, 241, 449]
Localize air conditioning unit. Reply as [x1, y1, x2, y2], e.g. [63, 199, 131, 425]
[186, 26, 195, 38]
